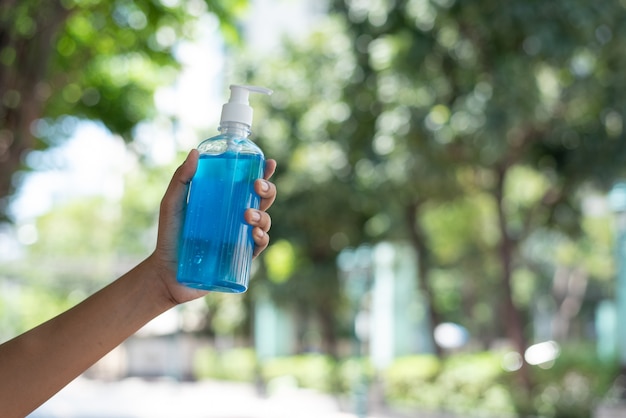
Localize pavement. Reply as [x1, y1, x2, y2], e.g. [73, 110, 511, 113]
[29, 377, 389, 418]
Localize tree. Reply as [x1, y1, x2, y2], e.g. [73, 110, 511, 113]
[234, 0, 626, 396]
[323, 0, 626, 388]
[0, 0, 247, 218]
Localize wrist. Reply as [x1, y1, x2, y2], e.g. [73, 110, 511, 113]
[142, 254, 179, 311]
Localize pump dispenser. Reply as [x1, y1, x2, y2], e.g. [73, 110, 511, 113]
[220, 85, 272, 126]
[177, 84, 272, 293]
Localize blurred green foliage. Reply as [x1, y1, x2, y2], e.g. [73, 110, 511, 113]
[261, 353, 337, 393]
[193, 345, 617, 418]
[523, 344, 619, 418]
[194, 346, 257, 382]
[233, 0, 626, 367]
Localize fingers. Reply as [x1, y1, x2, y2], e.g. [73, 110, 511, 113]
[157, 149, 198, 257]
[252, 226, 270, 258]
[161, 149, 198, 215]
[246, 208, 272, 258]
[179, 149, 199, 183]
[250, 159, 277, 257]
[256, 180, 277, 212]
[252, 227, 270, 258]
[256, 160, 277, 212]
[264, 159, 277, 180]
[245, 209, 272, 233]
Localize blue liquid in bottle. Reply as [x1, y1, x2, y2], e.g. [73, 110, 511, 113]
[177, 151, 265, 292]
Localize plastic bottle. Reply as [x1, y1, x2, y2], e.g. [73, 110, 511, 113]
[177, 84, 273, 293]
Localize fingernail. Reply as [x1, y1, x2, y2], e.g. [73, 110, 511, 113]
[250, 211, 261, 222]
[255, 228, 265, 238]
[260, 180, 270, 192]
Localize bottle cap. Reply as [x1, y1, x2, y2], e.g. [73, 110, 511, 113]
[220, 84, 273, 127]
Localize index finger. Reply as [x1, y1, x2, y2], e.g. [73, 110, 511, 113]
[263, 159, 277, 180]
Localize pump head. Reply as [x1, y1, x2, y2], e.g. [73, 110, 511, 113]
[220, 84, 273, 127]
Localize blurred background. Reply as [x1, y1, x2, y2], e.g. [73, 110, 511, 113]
[2, 0, 626, 417]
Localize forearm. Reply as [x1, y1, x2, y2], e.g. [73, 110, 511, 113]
[0, 255, 175, 418]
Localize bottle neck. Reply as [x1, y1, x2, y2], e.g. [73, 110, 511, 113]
[218, 121, 251, 138]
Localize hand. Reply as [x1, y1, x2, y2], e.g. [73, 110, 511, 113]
[246, 158, 277, 257]
[151, 149, 278, 305]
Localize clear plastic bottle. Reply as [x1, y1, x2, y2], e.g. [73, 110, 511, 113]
[177, 85, 272, 293]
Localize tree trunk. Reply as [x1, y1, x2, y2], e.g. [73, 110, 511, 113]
[405, 200, 442, 356]
[0, 2, 70, 214]
[316, 302, 338, 358]
[494, 164, 532, 391]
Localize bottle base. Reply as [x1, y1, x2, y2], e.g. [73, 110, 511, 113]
[179, 280, 247, 294]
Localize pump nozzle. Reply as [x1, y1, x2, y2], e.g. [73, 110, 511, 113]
[220, 84, 273, 127]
